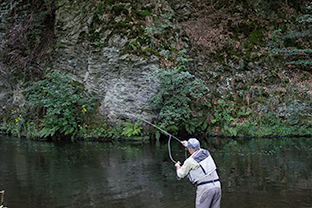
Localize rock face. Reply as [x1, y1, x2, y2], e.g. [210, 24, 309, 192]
[50, 0, 159, 122]
[0, 0, 311, 126]
[0, 9, 12, 114]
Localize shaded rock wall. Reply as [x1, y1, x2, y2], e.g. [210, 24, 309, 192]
[0, 7, 12, 114]
[50, 0, 159, 122]
[0, 0, 311, 126]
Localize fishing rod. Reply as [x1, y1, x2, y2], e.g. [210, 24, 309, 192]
[125, 113, 182, 163]
[1, 190, 4, 206]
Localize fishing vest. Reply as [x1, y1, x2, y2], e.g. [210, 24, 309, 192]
[187, 149, 217, 184]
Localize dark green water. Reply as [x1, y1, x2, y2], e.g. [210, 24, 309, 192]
[0, 135, 311, 208]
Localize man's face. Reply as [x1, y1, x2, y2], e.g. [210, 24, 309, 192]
[187, 147, 193, 154]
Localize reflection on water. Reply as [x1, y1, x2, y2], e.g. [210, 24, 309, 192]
[0, 135, 311, 208]
[216, 137, 312, 208]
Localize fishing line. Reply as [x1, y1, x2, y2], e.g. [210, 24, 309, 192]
[126, 113, 181, 143]
[168, 135, 177, 163]
[126, 113, 181, 163]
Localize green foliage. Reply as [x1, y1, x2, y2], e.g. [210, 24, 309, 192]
[112, 5, 127, 14]
[78, 124, 89, 138]
[104, 0, 114, 6]
[106, 124, 124, 139]
[147, 47, 209, 134]
[128, 41, 138, 49]
[146, 122, 179, 138]
[204, 99, 253, 137]
[248, 29, 265, 46]
[176, 49, 193, 71]
[0, 107, 41, 138]
[270, 14, 312, 70]
[76, 122, 131, 140]
[155, 131, 161, 140]
[24, 71, 98, 139]
[148, 67, 208, 132]
[269, 29, 284, 50]
[184, 118, 207, 134]
[86, 125, 106, 138]
[7, 108, 25, 138]
[230, 109, 312, 137]
[284, 100, 304, 125]
[136, 10, 151, 17]
[211, 99, 237, 136]
[121, 121, 143, 137]
[143, 13, 173, 37]
[88, 123, 124, 139]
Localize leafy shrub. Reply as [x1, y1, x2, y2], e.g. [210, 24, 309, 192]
[24, 71, 98, 139]
[106, 124, 124, 139]
[121, 121, 143, 137]
[148, 67, 209, 134]
[86, 123, 124, 140]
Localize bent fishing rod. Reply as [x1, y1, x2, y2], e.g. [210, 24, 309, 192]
[125, 113, 183, 164]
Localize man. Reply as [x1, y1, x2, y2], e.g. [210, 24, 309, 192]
[175, 138, 221, 208]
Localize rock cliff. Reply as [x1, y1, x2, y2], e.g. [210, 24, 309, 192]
[0, 0, 311, 131]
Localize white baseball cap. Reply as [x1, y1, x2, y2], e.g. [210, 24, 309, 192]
[185, 138, 200, 149]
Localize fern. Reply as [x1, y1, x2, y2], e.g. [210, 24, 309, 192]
[122, 121, 143, 137]
[270, 12, 312, 70]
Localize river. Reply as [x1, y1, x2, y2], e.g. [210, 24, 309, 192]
[0, 135, 311, 208]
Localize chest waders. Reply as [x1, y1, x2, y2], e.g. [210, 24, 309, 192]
[188, 149, 217, 184]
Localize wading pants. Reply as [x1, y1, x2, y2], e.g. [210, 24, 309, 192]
[195, 181, 221, 208]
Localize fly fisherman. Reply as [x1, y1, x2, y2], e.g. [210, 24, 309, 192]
[175, 138, 221, 208]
